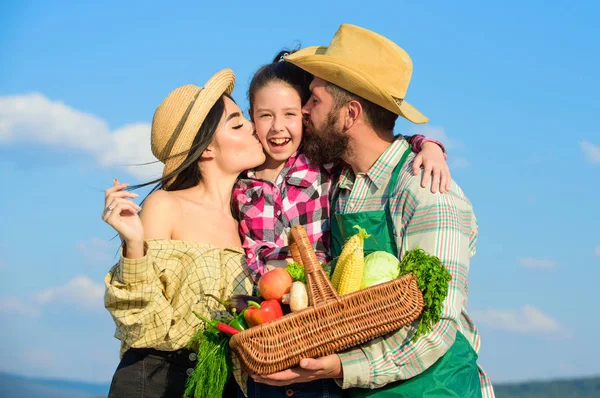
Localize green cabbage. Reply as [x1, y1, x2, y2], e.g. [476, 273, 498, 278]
[360, 251, 400, 289]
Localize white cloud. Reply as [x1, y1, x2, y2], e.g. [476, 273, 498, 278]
[1, 275, 105, 317]
[0, 93, 162, 180]
[470, 305, 561, 334]
[34, 275, 105, 311]
[518, 257, 556, 270]
[76, 238, 119, 267]
[594, 246, 600, 257]
[580, 141, 600, 164]
[0, 296, 40, 317]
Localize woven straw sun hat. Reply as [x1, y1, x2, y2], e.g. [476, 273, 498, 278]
[286, 24, 428, 124]
[150, 69, 235, 186]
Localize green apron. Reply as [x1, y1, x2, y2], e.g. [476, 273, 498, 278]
[330, 147, 482, 398]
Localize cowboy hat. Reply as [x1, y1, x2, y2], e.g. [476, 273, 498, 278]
[286, 24, 428, 124]
[151, 69, 235, 186]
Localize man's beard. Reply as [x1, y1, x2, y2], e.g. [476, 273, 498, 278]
[302, 110, 350, 165]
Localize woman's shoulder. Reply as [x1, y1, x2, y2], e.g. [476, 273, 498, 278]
[139, 190, 182, 239]
[143, 190, 181, 213]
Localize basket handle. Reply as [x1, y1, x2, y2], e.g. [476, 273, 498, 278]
[289, 225, 340, 305]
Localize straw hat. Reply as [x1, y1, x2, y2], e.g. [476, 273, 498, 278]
[151, 69, 235, 186]
[286, 24, 428, 124]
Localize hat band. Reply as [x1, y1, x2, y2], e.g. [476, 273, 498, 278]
[160, 88, 204, 161]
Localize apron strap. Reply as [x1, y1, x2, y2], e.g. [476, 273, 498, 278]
[383, 146, 413, 256]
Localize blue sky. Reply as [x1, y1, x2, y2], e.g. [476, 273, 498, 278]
[1, 0, 599, 385]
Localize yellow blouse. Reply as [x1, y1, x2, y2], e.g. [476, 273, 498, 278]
[104, 239, 253, 357]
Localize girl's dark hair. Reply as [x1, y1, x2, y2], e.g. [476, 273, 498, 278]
[131, 94, 232, 198]
[247, 49, 313, 118]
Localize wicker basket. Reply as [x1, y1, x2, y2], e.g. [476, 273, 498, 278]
[229, 225, 424, 375]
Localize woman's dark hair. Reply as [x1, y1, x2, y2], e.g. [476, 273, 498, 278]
[131, 93, 233, 198]
[247, 49, 313, 119]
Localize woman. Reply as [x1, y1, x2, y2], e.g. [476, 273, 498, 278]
[102, 69, 265, 397]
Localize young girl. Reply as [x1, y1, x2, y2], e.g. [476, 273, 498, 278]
[234, 50, 448, 281]
[232, 51, 449, 398]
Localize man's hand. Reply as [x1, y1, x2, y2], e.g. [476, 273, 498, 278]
[251, 354, 342, 387]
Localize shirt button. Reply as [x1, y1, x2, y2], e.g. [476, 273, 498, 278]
[246, 197, 251, 203]
[276, 210, 281, 216]
[188, 353, 197, 361]
[248, 253, 254, 259]
[285, 389, 294, 396]
[186, 368, 194, 376]
[348, 202, 354, 208]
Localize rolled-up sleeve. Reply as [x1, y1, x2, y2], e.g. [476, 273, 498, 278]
[104, 242, 173, 354]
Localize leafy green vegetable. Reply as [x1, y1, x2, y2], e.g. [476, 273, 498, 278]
[286, 262, 306, 284]
[399, 246, 452, 342]
[361, 251, 401, 288]
[184, 327, 231, 398]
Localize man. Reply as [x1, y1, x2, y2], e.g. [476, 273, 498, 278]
[253, 24, 494, 397]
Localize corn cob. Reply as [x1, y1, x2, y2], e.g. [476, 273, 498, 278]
[331, 225, 370, 294]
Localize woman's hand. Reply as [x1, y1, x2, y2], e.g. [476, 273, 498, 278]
[102, 179, 144, 255]
[412, 141, 451, 193]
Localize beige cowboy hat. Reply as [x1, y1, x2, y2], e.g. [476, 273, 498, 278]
[151, 69, 235, 186]
[286, 24, 428, 124]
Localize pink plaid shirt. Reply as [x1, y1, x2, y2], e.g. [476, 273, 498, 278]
[232, 134, 444, 280]
[233, 151, 331, 279]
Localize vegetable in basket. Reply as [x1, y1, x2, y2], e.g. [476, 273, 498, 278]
[398, 246, 452, 341]
[285, 261, 306, 283]
[244, 300, 284, 326]
[281, 281, 309, 312]
[286, 261, 332, 283]
[193, 312, 241, 335]
[258, 267, 293, 300]
[361, 250, 401, 288]
[330, 225, 371, 294]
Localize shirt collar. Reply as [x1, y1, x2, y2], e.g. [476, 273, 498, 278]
[284, 153, 318, 188]
[243, 150, 316, 188]
[338, 137, 410, 191]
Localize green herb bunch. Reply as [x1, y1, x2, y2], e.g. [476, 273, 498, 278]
[184, 327, 232, 398]
[399, 247, 452, 342]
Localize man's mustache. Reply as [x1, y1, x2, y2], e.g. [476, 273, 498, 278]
[302, 117, 314, 130]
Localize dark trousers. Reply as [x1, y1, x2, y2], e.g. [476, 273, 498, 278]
[108, 347, 239, 398]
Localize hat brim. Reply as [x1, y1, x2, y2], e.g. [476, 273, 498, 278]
[287, 47, 428, 124]
[162, 69, 235, 184]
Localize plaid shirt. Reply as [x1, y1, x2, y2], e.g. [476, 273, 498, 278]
[233, 151, 331, 279]
[232, 135, 442, 280]
[333, 138, 494, 397]
[104, 240, 253, 357]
